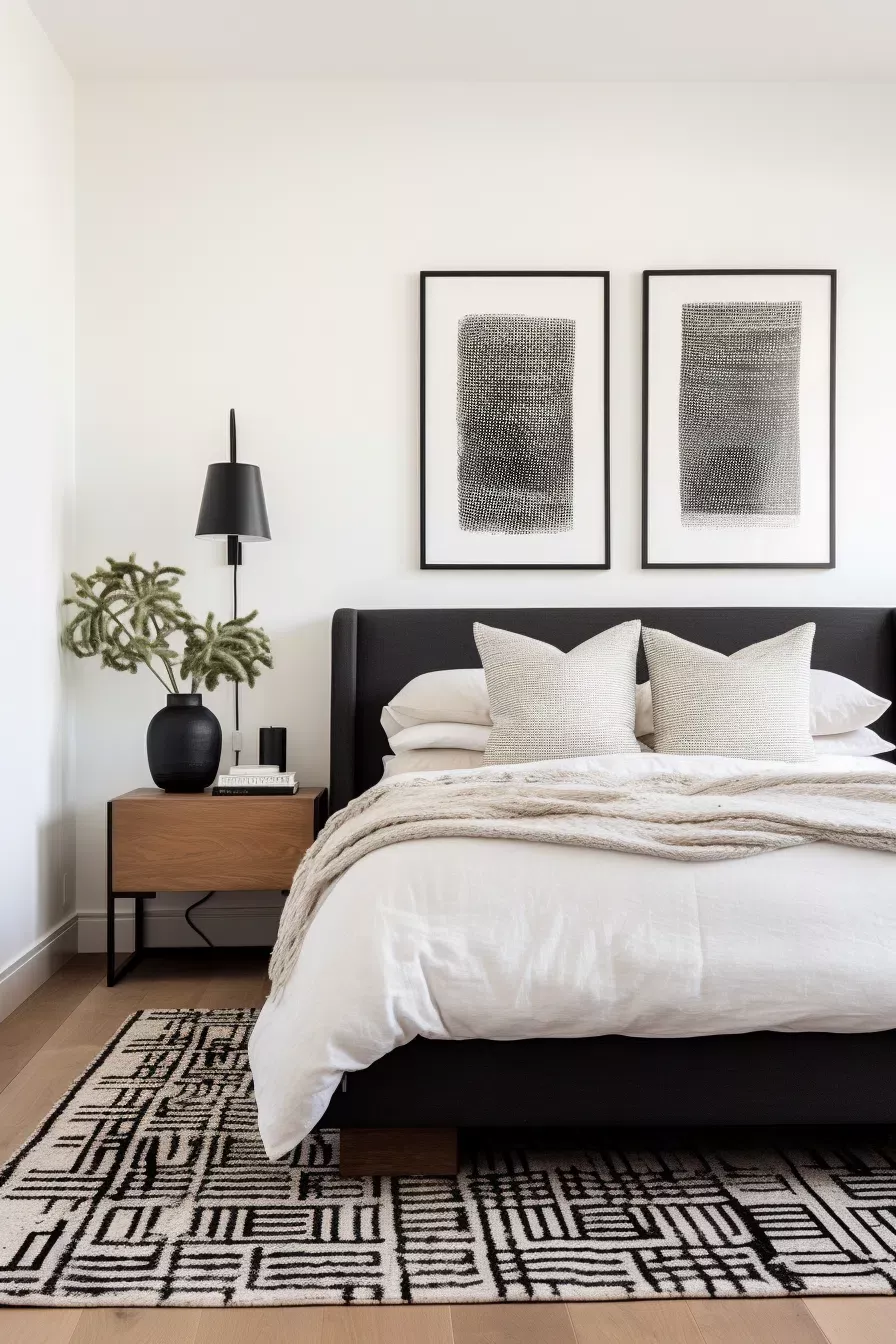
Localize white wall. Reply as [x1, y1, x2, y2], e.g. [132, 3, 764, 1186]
[74, 81, 896, 939]
[0, 0, 76, 1008]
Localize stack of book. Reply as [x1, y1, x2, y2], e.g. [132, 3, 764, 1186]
[212, 766, 299, 796]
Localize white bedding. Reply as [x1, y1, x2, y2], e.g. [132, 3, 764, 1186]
[250, 752, 896, 1159]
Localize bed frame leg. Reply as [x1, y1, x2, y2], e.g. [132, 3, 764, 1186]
[339, 1127, 458, 1176]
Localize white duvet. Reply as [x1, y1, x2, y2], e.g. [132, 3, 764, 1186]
[250, 752, 896, 1159]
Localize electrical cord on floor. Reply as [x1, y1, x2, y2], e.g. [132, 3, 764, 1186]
[184, 890, 216, 948]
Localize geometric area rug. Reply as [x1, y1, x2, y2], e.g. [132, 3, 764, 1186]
[1, 1011, 896, 1306]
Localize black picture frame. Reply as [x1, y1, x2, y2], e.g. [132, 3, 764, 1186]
[641, 268, 837, 570]
[420, 270, 611, 570]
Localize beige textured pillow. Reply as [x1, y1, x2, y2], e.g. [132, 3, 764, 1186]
[635, 667, 891, 740]
[642, 624, 816, 761]
[474, 621, 641, 765]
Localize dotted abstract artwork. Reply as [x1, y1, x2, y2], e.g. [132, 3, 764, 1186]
[456, 312, 576, 536]
[678, 301, 802, 529]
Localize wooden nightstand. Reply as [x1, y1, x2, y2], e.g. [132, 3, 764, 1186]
[106, 787, 327, 985]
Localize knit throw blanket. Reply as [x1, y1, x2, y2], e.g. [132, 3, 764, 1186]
[268, 766, 896, 995]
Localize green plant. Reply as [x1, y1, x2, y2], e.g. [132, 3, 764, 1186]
[180, 611, 273, 693]
[62, 554, 272, 694]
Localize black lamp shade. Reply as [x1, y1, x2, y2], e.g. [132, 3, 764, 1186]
[195, 462, 271, 541]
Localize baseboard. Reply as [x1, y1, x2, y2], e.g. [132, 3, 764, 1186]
[0, 916, 78, 1023]
[77, 905, 283, 953]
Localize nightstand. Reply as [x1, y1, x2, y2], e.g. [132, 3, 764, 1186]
[106, 787, 327, 985]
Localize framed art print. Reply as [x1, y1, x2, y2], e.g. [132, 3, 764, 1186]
[642, 269, 836, 569]
[420, 270, 610, 568]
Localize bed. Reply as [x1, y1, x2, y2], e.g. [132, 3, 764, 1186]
[251, 606, 896, 1174]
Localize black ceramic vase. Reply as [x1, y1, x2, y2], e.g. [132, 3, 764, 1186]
[146, 694, 222, 792]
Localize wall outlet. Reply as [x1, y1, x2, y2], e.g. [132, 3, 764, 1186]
[62, 871, 70, 911]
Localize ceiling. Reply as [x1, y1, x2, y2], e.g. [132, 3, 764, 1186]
[27, 0, 896, 80]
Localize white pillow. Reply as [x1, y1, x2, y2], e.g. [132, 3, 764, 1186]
[387, 722, 491, 753]
[809, 669, 890, 735]
[475, 620, 641, 766]
[382, 744, 659, 780]
[381, 668, 491, 735]
[641, 727, 892, 759]
[635, 668, 890, 740]
[382, 749, 485, 778]
[812, 727, 894, 757]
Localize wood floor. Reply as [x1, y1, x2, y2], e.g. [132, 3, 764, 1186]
[1, 955, 894, 1344]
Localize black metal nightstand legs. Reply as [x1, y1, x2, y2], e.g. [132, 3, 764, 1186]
[106, 799, 154, 986]
[106, 892, 152, 986]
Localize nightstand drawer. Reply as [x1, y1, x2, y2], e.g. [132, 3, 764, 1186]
[111, 790, 323, 891]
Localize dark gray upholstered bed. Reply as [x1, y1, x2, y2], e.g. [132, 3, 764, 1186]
[322, 607, 896, 1152]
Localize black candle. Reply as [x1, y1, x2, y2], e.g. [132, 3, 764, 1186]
[259, 726, 287, 773]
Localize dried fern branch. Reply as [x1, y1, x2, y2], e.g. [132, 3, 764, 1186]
[61, 556, 273, 696]
[62, 555, 186, 693]
[179, 611, 274, 693]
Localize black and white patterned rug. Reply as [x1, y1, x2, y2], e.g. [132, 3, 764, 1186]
[2, 1009, 896, 1306]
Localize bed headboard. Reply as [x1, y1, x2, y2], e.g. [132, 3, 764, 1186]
[330, 607, 896, 810]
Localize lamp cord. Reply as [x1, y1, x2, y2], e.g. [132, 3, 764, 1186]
[232, 550, 240, 765]
[185, 890, 216, 948]
[229, 408, 241, 769]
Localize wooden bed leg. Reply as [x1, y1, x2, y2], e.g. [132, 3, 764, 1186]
[339, 1127, 458, 1176]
